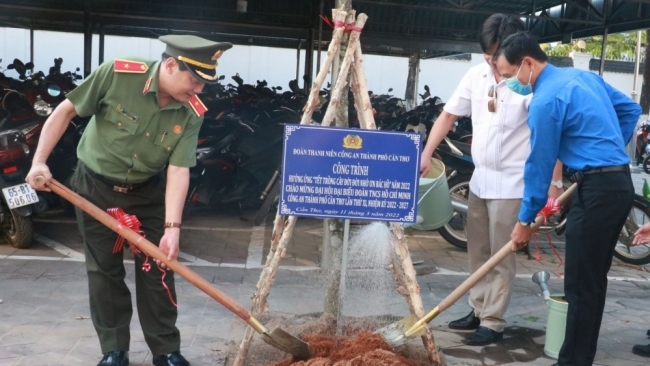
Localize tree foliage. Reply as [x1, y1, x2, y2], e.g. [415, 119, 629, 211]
[543, 31, 647, 60]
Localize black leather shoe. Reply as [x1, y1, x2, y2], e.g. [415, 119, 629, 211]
[97, 351, 128, 366]
[463, 326, 503, 346]
[449, 310, 480, 330]
[633, 344, 650, 357]
[153, 351, 190, 366]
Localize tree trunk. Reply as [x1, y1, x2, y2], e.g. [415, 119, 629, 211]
[405, 53, 420, 111]
[641, 29, 650, 114]
[323, 219, 345, 316]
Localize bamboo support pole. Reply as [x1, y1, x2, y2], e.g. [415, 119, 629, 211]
[348, 41, 442, 365]
[390, 223, 444, 365]
[235, 9, 443, 365]
[233, 215, 286, 366]
[321, 14, 368, 127]
[352, 44, 376, 130]
[349, 70, 366, 129]
[300, 9, 348, 125]
[234, 9, 352, 365]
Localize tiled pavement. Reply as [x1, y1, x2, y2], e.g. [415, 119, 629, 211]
[1, 171, 650, 365]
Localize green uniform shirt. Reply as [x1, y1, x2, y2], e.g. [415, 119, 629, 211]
[67, 57, 204, 183]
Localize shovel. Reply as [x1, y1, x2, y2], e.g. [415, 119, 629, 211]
[34, 176, 311, 360]
[377, 183, 577, 346]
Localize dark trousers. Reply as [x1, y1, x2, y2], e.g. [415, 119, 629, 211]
[71, 162, 180, 356]
[558, 171, 633, 366]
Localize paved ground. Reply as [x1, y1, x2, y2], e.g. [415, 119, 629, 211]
[1, 170, 650, 365]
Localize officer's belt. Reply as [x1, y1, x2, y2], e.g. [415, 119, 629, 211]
[87, 169, 152, 193]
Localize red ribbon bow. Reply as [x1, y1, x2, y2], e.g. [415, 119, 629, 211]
[108, 207, 177, 307]
[534, 197, 564, 277]
[319, 15, 363, 33]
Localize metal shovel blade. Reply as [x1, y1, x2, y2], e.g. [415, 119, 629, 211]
[261, 328, 311, 360]
[374, 314, 424, 346]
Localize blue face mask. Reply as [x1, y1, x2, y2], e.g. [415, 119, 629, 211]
[506, 62, 533, 96]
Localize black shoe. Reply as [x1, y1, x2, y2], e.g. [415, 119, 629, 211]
[153, 351, 190, 366]
[463, 326, 504, 346]
[97, 351, 129, 366]
[633, 344, 650, 357]
[449, 310, 480, 330]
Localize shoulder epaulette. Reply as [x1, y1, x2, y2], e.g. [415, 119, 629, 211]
[188, 95, 208, 117]
[114, 59, 149, 73]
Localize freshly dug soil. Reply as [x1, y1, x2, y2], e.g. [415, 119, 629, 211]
[225, 313, 431, 366]
[270, 332, 418, 366]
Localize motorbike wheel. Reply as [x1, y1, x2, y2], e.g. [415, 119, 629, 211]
[3, 209, 34, 249]
[438, 173, 471, 250]
[643, 156, 650, 174]
[614, 197, 650, 265]
[253, 181, 280, 226]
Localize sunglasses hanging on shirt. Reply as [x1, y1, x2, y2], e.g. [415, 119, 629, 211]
[488, 85, 497, 113]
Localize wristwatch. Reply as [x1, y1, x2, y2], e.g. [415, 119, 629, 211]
[550, 180, 563, 189]
[164, 222, 181, 229]
[518, 220, 531, 227]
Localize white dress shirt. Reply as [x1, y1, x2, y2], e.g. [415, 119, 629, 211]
[443, 63, 532, 199]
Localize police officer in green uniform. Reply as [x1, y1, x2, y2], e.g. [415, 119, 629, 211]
[26, 35, 232, 366]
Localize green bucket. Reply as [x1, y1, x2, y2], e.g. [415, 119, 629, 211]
[411, 158, 453, 231]
[544, 294, 568, 359]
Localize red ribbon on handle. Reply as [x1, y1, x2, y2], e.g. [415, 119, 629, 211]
[108, 208, 177, 307]
[534, 197, 564, 277]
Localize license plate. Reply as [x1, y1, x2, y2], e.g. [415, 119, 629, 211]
[2, 183, 39, 209]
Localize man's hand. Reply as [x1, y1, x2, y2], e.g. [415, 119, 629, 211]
[157, 228, 180, 269]
[510, 222, 532, 252]
[420, 156, 432, 177]
[633, 222, 650, 246]
[26, 162, 52, 192]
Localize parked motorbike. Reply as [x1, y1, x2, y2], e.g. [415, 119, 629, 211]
[0, 130, 36, 248]
[185, 76, 301, 218]
[1, 58, 86, 215]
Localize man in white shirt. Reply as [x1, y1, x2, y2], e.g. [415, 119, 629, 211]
[420, 14, 562, 345]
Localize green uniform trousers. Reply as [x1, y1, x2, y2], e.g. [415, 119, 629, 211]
[71, 162, 180, 356]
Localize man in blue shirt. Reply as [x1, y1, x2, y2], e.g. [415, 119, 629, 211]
[494, 32, 641, 366]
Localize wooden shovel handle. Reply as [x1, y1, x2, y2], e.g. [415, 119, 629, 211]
[34, 176, 258, 326]
[437, 183, 577, 313]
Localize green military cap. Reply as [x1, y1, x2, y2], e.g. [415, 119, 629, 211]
[159, 35, 232, 84]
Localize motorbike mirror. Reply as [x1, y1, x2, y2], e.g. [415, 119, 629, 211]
[25, 62, 34, 70]
[76, 67, 80, 71]
[388, 88, 393, 93]
[219, 75, 225, 80]
[47, 84, 62, 97]
[7, 64, 14, 70]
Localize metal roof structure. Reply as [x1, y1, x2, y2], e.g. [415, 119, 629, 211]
[0, 1, 648, 59]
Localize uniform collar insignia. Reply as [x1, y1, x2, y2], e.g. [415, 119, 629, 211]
[142, 77, 152, 95]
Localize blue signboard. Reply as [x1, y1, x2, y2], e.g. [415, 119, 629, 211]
[280, 125, 421, 222]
